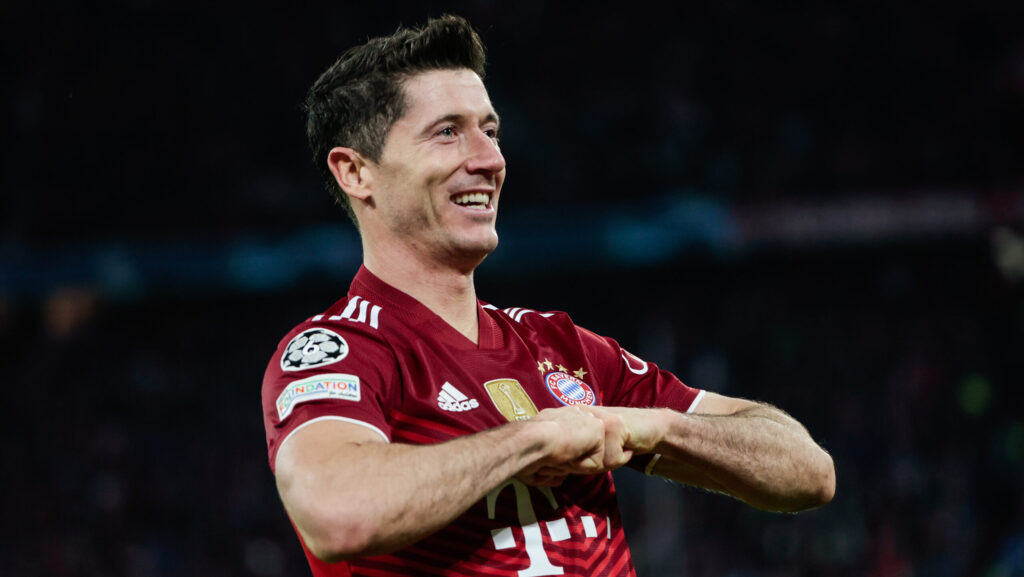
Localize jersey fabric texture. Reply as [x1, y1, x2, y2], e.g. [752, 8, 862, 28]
[262, 266, 703, 577]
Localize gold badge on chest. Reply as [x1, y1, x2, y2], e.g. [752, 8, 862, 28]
[483, 379, 539, 422]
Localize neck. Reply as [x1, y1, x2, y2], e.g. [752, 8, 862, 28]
[362, 239, 483, 344]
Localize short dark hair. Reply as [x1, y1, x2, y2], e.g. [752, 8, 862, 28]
[304, 14, 487, 225]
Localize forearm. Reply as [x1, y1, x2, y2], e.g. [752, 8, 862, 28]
[650, 404, 835, 512]
[278, 407, 605, 562]
[280, 420, 551, 561]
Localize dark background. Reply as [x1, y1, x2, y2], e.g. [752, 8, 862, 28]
[4, 1, 1024, 575]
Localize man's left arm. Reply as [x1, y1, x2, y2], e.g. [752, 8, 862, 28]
[585, 393, 835, 513]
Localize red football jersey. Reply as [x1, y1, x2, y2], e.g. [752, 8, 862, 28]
[262, 266, 704, 576]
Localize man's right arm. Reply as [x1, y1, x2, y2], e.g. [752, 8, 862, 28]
[274, 406, 620, 563]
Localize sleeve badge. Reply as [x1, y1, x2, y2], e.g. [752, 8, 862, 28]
[281, 328, 349, 371]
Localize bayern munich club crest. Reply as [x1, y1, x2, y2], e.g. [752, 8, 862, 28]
[544, 371, 596, 406]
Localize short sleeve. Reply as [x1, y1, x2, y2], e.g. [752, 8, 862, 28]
[261, 321, 399, 472]
[576, 326, 703, 413]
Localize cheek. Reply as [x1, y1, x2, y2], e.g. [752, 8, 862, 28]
[377, 158, 454, 220]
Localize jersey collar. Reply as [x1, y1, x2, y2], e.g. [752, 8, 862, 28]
[350, 265, 502, 350]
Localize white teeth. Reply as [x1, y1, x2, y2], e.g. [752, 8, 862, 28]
[452, 192, 491, 207]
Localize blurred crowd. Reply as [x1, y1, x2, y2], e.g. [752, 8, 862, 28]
[5, 2, 1024, 245]
[4, 0, 1024, 575]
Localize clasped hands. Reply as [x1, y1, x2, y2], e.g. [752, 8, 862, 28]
[517, 405, 666, 487]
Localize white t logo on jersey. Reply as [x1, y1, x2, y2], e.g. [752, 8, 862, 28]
[487, 479, 564, 576]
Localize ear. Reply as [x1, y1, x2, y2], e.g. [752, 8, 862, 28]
[327, 147, 373, 202]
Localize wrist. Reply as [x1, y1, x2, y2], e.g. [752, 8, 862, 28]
[507, 418, 557, 463]
[650, 407, 689, 455]
[644, 407, 673, 449]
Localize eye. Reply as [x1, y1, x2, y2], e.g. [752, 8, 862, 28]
[484, 127, 500, 142]
[437, 125, 457, 138]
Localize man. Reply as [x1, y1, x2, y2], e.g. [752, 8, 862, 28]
[262, 15, 834, 576]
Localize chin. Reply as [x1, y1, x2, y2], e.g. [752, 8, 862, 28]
[449, 234, 498, 264]
[467, 238, 499, 258]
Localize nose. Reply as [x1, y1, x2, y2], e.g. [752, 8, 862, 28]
[465, 128, 506, 175]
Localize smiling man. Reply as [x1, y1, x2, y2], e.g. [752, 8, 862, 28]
[261, 15, 834, 577]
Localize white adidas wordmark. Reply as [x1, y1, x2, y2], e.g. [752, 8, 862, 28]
[438, 382, 479, 412]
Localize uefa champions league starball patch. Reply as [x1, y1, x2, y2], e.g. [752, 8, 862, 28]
[281, 328, 349, 371]
[544, 371, 596, 406]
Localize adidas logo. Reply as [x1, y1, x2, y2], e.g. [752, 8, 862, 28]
[437, 382, 479, 412]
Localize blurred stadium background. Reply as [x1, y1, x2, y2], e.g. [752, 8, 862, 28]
[4, 1, 1024, 575]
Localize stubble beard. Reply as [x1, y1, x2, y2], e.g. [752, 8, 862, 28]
[388, 201, 498, 273]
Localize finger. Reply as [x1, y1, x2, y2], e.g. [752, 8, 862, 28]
[572, 450, 606, 475]
[601, 412, 634, 469]
[601, 432, 628, 469]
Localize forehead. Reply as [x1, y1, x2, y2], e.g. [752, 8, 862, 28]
[397, 69, 495, 125]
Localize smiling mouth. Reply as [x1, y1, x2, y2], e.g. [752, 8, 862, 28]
[451, 191, 493, 210]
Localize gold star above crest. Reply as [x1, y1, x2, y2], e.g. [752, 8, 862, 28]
[544, 359, 554, 370]
[573, 367, 588, 379]
[537, 361, 546, 373]
[556, 364, 567, 373]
